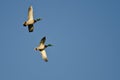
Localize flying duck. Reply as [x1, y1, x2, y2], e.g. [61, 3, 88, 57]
[34, 36, 53, 62]
[23, 6, 42, 32]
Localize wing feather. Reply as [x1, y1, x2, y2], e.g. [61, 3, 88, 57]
[28, 25, 34, 32]
[38, 37, 46, 48]
[40, 50, 48, 62]
[28, 6, 33, 21]
[40, 37, 46, 44]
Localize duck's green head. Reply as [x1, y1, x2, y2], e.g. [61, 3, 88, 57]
[47, 44, 53, 47]
[36, 18, 42, 21]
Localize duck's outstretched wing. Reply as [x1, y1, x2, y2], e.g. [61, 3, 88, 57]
[28, 24, 34, 32]
[40, 37, 46, 44]
[38, 37, 46, 48]
[28, 6, 33, 21]
[40, 50, 48, 62]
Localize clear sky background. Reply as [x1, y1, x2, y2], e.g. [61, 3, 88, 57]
[0, 0, 120, 80]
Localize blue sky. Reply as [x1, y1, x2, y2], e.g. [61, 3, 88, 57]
[0, 0, 120, 80]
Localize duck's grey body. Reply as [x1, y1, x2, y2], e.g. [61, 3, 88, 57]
[23, 6, 41, 32]
[35, 37, 52, 62]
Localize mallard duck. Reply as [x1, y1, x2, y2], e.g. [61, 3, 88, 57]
[23, 6, 42, 32]
[34, 36, 53, 62]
